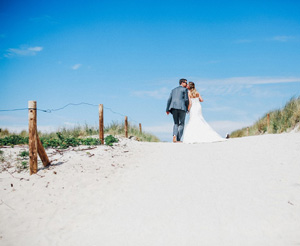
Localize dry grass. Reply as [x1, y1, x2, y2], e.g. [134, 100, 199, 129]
[230, 96, 300, 138]
[105, 121, 160, 142]
[0, 122, 160, 142]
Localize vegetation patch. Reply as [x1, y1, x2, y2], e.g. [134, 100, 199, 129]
[41, 132, 101, 149]
[19, 150, 29, 157]
[0, 122, 160, 148]
[0, 135, 28, 147]
[231, 96, 300, 138]
[105, 122, 160, 142]
[105, 135, 119, 146]
[0, 150, 4, 163]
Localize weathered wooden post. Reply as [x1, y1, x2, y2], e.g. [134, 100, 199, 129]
[139, 123, 142, 134]
[125, 116, 128, 138]
[247, 127, 249, 136]
[37, 134, 50, 167]
[99, 104, 104, 144]
[28, 101, 38, 175]
[267, 113, 270, 131]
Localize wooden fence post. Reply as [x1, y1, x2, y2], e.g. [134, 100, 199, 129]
[28, 101, 38, 175]
[37, 134, 50, 167]
[139, 123, 142, 134]
[267, 113, 270, 131]
[28, 101, 50, 174]
[125, 116, 128, 138]
[99, 104, 104, 144]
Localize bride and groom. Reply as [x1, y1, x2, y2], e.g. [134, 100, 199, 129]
[166, 78, 224, 143]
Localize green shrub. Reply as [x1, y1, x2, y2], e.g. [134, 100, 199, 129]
[40, 137, 61, 148]
[105, 135, 119, 146]
[40, 134, 100, 149]
[19, 150, 29, 157]
[0, 150, 4, 162]
[21, 161, 28, 169]
[81, 138, 101, 146]
[0, 122, 160, 148]
[0, 135, 28, 146]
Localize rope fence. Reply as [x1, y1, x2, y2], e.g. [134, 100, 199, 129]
[0, 102, 139, 124]
[0, 101, 143, 175]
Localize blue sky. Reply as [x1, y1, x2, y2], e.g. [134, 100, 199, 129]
[1, 0, 300, 141]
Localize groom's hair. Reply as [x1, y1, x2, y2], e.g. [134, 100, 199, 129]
[179, 78, 187, 85]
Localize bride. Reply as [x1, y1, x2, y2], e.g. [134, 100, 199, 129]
[183, 82, 225, 143]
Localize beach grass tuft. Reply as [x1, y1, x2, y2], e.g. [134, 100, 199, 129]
[230, 96, 300, 138]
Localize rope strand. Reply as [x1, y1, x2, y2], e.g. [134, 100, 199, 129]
[0, 102, 139, 124]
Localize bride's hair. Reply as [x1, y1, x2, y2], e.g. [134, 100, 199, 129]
[188, 82, 199, 98]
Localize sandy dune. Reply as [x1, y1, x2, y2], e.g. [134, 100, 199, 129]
[1, 133, 300, 245]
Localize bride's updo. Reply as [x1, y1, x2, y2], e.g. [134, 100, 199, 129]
[188, 82, 199, 98]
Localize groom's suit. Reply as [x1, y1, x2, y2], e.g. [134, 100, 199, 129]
[166, 86, 189, 141]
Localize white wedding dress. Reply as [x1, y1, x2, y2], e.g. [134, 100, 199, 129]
[183, 98, 225, 143]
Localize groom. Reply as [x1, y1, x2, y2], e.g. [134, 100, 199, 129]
[166, 78, 189, 143]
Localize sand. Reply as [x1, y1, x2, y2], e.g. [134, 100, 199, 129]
[0, 133, 300, 245]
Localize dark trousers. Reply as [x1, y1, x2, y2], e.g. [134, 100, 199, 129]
[171, 109, 186, 141]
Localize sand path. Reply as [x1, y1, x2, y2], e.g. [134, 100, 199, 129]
[1, 133, 300, 245]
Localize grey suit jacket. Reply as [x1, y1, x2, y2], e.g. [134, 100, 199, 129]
[166, 86, 189, 113]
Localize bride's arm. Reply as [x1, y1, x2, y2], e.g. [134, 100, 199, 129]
[198, 93, 204, 102]
[188, 92, 192, 111]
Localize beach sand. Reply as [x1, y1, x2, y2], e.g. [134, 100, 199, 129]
[1, 133, 300, 245]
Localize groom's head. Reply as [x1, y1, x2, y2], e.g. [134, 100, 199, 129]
[179, 78, 187, 87]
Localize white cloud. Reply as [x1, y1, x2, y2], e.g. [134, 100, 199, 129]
[201, 84, 249, 96]
[4, 46, 43, 57]
[204, 106, 248, 118]
[134, 76, 300, 99]
[271, 36, 294, 42]
[72, 64, 82, 70]
[28, 47, 43, 52]
[195, 76, 300, 85]
[187, 76, 300, 97]
[132, 87, 170, 99]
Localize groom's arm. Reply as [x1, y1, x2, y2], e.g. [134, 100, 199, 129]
[166, 92, 172, 114]
[184, 89, 189, 111]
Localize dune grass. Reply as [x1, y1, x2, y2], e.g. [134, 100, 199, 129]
[104, 121, 160, 142]
[0, 122, 160, 146]
[230, 96, 300, 138]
